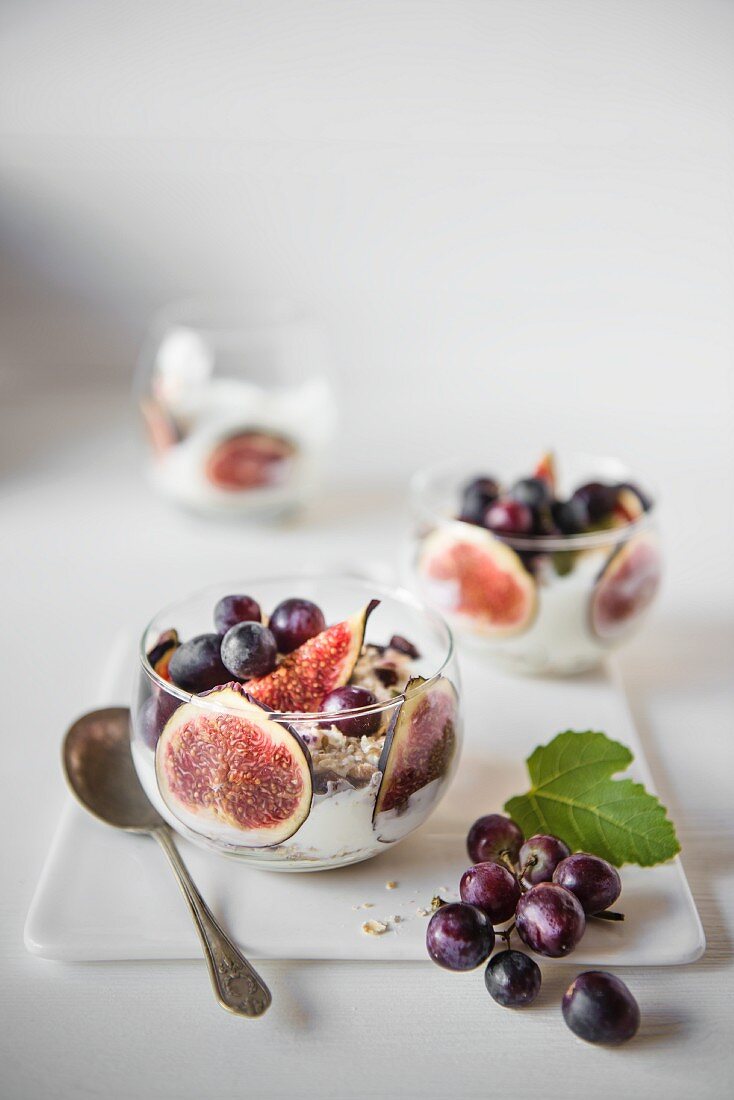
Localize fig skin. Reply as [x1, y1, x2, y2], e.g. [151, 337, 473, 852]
[374, 676, 459, 826]
[146, 629, 180, 682]
[590, 533, 661, 641]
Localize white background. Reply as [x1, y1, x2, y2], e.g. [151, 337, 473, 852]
[1, 2, 733, 1098]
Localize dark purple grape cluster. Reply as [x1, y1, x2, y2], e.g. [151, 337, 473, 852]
[149, 593, 330, 701]
[457, 456, 651, 554]
[143, 594, 418, 746]
[425, 811, 638, 1043]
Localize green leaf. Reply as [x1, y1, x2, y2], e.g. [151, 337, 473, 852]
[503, 730, 680, 867]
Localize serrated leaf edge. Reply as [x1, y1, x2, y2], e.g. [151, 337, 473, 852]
[504, 730, 681, 868]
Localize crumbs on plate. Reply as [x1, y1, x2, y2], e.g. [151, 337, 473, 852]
[361, 920, 389, 936]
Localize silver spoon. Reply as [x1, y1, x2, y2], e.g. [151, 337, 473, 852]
[62, 706, 271, 1017]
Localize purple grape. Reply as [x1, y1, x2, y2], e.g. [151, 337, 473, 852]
[553, 853, 622, 914]
[551, 497, 588, 535]
[425, 903, 494, 971]
[484, 950, 542, 1008]
[484, 498, 534, 537]
[571, 481, 618, 524]
[467, 814, 524, 865]
[460, 862, 521, 925]
[459, 476, 500, 525]
[220, 621, 278, 679]
[509, 477, 552, 511]
[389, 634, 421, 659]
[518, 834, 571, 886]
[137, 691, 180, 749]
[562, 971, 640, 1044]
[321, 685, 381, 738]
[515, 883, 586, 958]
[168, 634, 230, 693]
[214, 594, 262, 634]
[268, 598, 326, 653]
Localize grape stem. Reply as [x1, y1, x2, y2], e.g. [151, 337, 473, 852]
[518, 856, 536, 887]
[590, 909, 625, 922]
[498, 921, 515, 946]
[499, 851, 526, 893]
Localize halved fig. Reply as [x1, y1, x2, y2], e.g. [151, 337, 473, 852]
[417, 523, 537, 637]
[155, 684, 313, 846]
[590, 533, 662, 641]
[533, 450, 557, 495]
[247, 601, 378, 712]
[373, 676, 459, 837]
[205, 430, 296, 491]
[146, 629, 180, 682]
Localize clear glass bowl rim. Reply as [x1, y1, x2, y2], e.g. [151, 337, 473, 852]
[143, 295, 314, 338]
[139, 573, 456, 722]
[410, 452, 658, 552]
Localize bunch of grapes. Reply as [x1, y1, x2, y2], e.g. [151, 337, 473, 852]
[426, 813, 640, 1045]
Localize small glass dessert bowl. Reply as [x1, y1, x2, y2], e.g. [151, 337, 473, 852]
[405, 451, 662, 676]
[135, 298, 337, 518]
[131, 575, 462, 870]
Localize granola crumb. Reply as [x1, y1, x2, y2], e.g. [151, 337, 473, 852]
[390, 915, 402, 923]
[362, 920, 389, 936]
[416, 908, 430, 917]
[431, 895, 448, 912]
[385, 881, 398, 890]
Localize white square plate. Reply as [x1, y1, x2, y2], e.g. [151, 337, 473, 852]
[25, 633, 704, 965]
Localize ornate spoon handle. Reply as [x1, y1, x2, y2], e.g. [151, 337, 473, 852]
[153, 826, 272, 1017]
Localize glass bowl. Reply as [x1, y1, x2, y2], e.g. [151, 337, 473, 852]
[405, 453, 662, 676]
[131, 575, 462, 870]
[135, 298, 337, 518]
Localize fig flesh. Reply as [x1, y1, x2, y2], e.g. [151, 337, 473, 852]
[373, 676, 458, 837]
[146, 629, 180, 682]
[418, 523, 537, 637]
[155, 684, 313, 846]
[590, 533, 661, 641]
[205, 430, 296, 491]
[247, 601, 378, 712]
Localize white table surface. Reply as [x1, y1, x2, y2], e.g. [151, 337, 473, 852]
[2, 388, 733, 1100]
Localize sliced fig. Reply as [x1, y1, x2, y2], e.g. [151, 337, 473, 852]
[146, 629, 180, 682]
[155, 684, 313, 846]
[533, 451, 557, 495]
[612, 486, 646, 525]
[590, 533, 662, 641]
[418, 523, 537, 637]
[373, 676, 458, 836]
[247, 601, 378, 712]
[205, 430, 296, 491]
[140, 397, 181, 456]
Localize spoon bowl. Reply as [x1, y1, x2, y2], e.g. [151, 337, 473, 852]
[61, 706, 271, 1017]
[63, 707, 163, 832]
